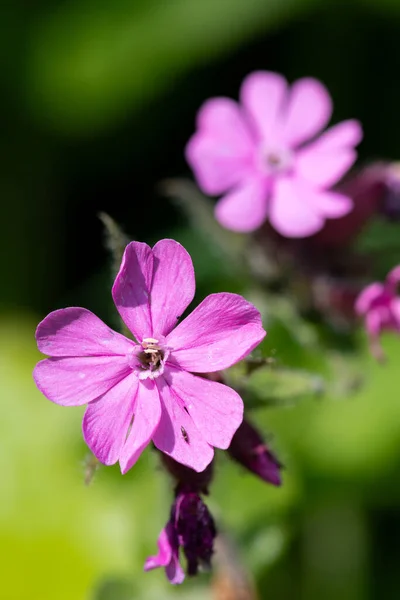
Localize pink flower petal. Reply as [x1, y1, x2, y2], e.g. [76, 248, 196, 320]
[112, 241, 154, 342]
[214, 177, 270, 232]
[185, 98, 255, 195]
[355, 283, 384, 315]
[82, 373, 138, 465]
[153, 378, 214, 472]
[303, 187, 353, 218]
[168, 368, 243, 449]
[390, 298, 400, 328]
[296, 148, 357, 189]
[366, 309, 384, 338]
[33, 355, 132, 406]
[119, 379, 161, 473]
[295, 120, 362, 188]
[165, 555, 185, 585]
[113, 241, 196, 341]
[150, 240, 195, 337]
[240, 71, 287, 143]
[144, 527, 185, 585]
[36, 307, 135, 357]
[269, 177, 324, 237]
[144, 528, 172, 570]
[313, 119, 363, 148]
[387, 265, 400, 288]
[282, 78, 333, 147]
[167, 292, 266, 373]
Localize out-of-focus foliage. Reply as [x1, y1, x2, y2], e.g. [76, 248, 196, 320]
[26, 0, 317, 134]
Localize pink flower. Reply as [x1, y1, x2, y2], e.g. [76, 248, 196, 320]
[186, 71, 363, 238]
[355, 265, 400, 361]
[33, 239, 265, 473]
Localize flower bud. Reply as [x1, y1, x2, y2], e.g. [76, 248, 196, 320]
[228, 419, 282, 486]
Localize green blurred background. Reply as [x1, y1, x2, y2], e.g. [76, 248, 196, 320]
[2, 0, 400, 598]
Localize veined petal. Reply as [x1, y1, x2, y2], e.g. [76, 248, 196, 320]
[167, 292, 266, 373]
[355, 283, 384, 315]
[112, 241, 154, 342]
[119, 379, 161, 473]
[186, 98, 255, 195]
[270, 177, 325, 238]
[282, 78, 333, 147]
[82, 373, 138, 465]
[153, 378, 214, 472]
[168, 368, 243, 449]
[150, 240, 195, 337]
[33, 355, 131, 406]
[240, 71, 287, 143]
[214, 177, 270, 232]
[36, 307, 135, 357]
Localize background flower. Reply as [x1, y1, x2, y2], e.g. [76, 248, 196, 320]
[186, 71, 362, 237]
[355, 266, 400, 361]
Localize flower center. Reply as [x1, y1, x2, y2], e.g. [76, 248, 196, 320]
[261, 146, 293, 175]
[135, 337, 168, 380]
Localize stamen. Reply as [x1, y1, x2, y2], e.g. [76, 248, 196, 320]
[134, 336, 169, 380]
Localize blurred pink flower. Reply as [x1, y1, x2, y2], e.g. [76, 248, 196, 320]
[33, 239, 265, 473]
[355, 265, 400, 361]
[186, 71, 362, 238]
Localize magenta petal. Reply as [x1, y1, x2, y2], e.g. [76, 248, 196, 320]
[355, 283, 384, 315]
[295, 120, 362, 188]
[153, 378, 214, 472]
[282, 77, 333, 147]
[312, 119, 363, 149]
[112, 241, 154, 341]
[33, 355, 132, 406]
[82, 373, 138, 465]
[387, 265, 400, 288]
[165, 554, 185, 585]
[296, 147, 357, 189]
[119, 379, 161, 473]
[214, 177, 269, 232]
[144, 529, 172, 570]
[150, 240, 195, 337]
[144, 527, 185, 585]
[366, 309, 384, 338]
[270, 177, 324, 237]
[390, 298, 400, 328]
[240, 71, 287, 143]
[303, 187, 353, 218]
[186, 98, 254, 195]
[167, 292, 266, 373]
[36, 307, 135, 357]
[168, 368, 243, 449]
